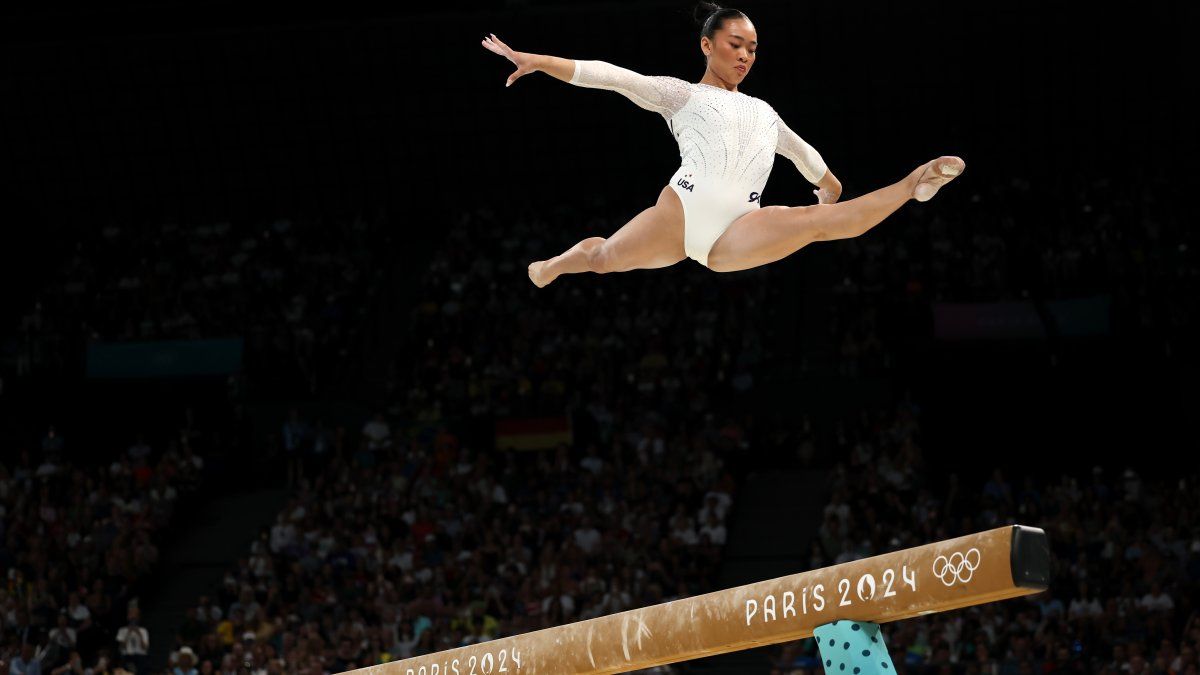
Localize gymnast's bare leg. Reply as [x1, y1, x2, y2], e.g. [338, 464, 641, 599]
[704, 157, 964, 273]
[528, 186, 687, 288]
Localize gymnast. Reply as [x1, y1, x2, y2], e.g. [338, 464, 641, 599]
[482, 2, 964, 288]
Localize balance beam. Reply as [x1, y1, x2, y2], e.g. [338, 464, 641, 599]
[348, 525, 1048, 675]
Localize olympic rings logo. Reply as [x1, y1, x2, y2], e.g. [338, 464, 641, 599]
[932, 548, 981, 586]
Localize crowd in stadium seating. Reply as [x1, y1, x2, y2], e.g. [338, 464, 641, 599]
[173, 387, 1200, 674]
[9, 167, 1192, 390]
[834, 170, 1190, 305]
[0, 428, 206, 675]
[161, 202, 777, 674]
[166, 414, 738, 674]
[4, 162, 1196, 675]
[769, 399, 1200, 674]
[11, 215, 383, 394]
[159, 170, 1194, 675]
[827, 169, 1195, 374]
[399, 201, 779, 422]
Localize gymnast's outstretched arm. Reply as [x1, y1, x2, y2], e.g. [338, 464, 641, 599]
[480, 33, 576, 85]
[482, 33, 691, 117]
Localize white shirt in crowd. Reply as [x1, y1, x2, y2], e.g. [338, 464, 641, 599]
[68, 603, 91, 623]
[599, 588, 632, 615]
[150, 484, 177, 503]
[703, 491, 732, 519]
[195, 605, 222, 624]
[542, 594, 576, 619]
[48, 626, 77, 649]
[824, 499, 851, 529]
[699, 522, 727, 546]
[116, 624, 150, 656]
[580, 454, 604, 475]
[490, 482, 508, 505]
[270, 520, 297, 553]
[1068, 597, 1103, 619]
[670, 519, 698, 546]
[362, 419, 391, 449]
[1138, 591, 1174, 612]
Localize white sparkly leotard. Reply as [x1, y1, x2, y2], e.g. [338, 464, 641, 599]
[570, 60, 828, 268]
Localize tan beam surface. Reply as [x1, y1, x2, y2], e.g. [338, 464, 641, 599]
[346, 525, 1048, 675]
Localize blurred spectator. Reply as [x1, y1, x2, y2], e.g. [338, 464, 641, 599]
[168, 647, 197, 675]
[47, 651, 84, 675]
[360, 413, 391, 452]
[9, 645, 46, 675]
[44, 616, 76, 667]
[115, 608, 148, 673]
[1139, 582, 1174, 614]
[15, 214, 387, 396]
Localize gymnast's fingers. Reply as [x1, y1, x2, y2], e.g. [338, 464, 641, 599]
[481, 36, 505, 57]
[489, 33, 514, 54]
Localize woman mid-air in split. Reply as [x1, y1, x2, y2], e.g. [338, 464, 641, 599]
[482, 3, 965, 288]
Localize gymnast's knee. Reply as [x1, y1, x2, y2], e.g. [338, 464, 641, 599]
[586, 242, 615, 274]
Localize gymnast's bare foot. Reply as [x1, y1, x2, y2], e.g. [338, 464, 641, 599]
[913, 156, 965, 202]
[528, 260, 552, 288]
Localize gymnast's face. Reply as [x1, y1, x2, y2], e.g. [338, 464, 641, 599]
[703, 18, 757, 83]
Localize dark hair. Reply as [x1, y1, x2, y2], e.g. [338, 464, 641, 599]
[693, 2, 748, 41]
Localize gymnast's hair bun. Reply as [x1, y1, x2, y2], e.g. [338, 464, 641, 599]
[693, 3, 746, 39]
[693, 1, 724, 27]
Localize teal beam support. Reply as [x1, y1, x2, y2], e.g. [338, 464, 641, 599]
[814, 621, 895, 674]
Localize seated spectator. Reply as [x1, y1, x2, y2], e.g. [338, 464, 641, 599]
[361, 413, 391, 452]
[9, 645, 46, 675]
[114, 607, 148, 673]
[171, 647, 198, 675]
[1138, 582, 1174, 614]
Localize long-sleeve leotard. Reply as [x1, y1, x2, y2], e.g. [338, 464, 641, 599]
[569, 59, 828, 187]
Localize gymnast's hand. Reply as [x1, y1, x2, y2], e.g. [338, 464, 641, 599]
[482, 34, 536, 88]
[814, 187, 840, 205]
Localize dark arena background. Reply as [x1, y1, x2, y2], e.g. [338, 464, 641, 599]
[1, 1, 1197, 674]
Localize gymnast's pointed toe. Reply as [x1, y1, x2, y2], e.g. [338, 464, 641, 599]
[528, 261, 551, 288]
[913, 156, 965, 202]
